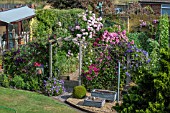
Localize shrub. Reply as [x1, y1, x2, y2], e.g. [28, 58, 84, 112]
[12, 75, 25, 89]
[113, 48, 170, 113]
[1, 74, 10, 88]
[3, 42, 48, 91]
[156, 14, 169, 48]
[73, 85, 86, 99]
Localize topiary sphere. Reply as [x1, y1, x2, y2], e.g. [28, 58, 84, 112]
[73, 85, 86, 99]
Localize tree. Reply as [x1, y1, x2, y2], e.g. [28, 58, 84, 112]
[50, 0, 84, 9]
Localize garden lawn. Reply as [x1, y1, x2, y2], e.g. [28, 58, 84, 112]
[0, 87, 78, 113]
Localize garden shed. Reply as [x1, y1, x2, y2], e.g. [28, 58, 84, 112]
[139, 0, 170, 15]
[0, 6, 35, 50]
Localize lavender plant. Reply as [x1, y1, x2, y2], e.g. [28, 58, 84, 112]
[43, 77, 65, 96]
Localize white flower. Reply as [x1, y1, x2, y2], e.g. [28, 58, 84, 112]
[89, 11, 92, 14]
[83, 32, 88, 36]
[75, 26, 80, 30]
[90, 60, 92, 63]
[88, 23, 92, 27]
[82, 37, 86, 40]
[92, 13, 95, 17]
[93, 24, 97, 28]
[72, 38, 77, 42]
[83, 16, 87, 21]
[58, 22, 62, 26]
[89, 16, 94, 20]
[81, 29, 85, 32]
[88, 20, 91, 23]
[99, 17, 102, 21]
[90, 49, 93, 52]
[77, 34, 82, 38]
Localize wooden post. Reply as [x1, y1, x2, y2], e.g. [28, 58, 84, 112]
[79, 41, 82, 86]
[127, 16, 129, 33]
[12, 29, 16, 49]
[6, 24, 9, 49]
[18, 21, 21, 45]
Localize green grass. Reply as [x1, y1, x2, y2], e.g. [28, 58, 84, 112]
[0, 87, 78, 113]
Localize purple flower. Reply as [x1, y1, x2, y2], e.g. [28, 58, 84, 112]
[54, 81, 56, 85]
[136, 63, 139, 67]
[146, 59, 151, 63]
[53, 78, 56, 81]
[142, 50, 148, 57]
[56, 89, 59, 93]
[153, 19, 158, 24]
[126, 49, 133, 53]
[123, 66, 126, 70]
[60, 80, 64, 84]
[125, 72, 131, 77]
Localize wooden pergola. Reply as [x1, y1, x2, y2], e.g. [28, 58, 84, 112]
[0, 6, 35, 49]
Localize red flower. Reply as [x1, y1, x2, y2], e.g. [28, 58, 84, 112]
[34, 62, 41, 67]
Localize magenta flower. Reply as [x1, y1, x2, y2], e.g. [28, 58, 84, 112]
[130, 40, 134, 45]
[122, 30, 126, 35]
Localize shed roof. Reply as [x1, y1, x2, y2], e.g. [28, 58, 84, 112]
[139, 0, 170, 3]
[0, 6, 35, 24]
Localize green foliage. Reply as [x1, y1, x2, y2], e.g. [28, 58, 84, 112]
[3, 42, 48, 91]
[11, 75, 25, 89]
[73, 85, 86, 99]
[128, 32, 141, 48]
[32, 8, 84, 44]
[156, 14, 169, 48]
[0, 55, 2, 65]
[113, 48, 170, 113]
[54, 46, 78, 76]
[0, 74, 10, 88]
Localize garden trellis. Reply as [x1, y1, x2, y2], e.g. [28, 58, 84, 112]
[50, 36, 87, 85]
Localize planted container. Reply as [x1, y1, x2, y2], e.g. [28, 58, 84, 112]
[91, 89, 117, 101]
[83, 96, 105, 108]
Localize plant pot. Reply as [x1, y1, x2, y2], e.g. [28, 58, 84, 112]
[91, 89, 117, 101]
[83, 96, 105, 108]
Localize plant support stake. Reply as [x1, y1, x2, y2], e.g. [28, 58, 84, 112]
[117, 62, 120, 102]
[79, 41, 82, 85]
[49, 42, 52, 78]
